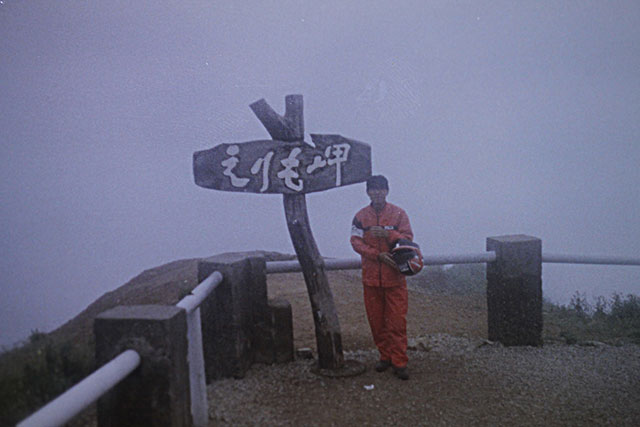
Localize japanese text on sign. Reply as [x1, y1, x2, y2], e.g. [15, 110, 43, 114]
[221, 143, 351, 192]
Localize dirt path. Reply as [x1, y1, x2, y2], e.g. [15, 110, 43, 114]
[267, 270, 488, 352]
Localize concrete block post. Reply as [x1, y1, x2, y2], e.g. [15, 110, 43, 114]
[486, 235, 543, 346]
[197, 252, 271, 381]
[94, 305, 192, 427]
[268, 298, 295, 363]
[254, 298, 295, 364]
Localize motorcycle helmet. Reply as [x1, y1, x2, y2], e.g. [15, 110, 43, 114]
[391, 239, 424, 276]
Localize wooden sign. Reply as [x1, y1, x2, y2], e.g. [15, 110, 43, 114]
[193, 135, 371, 194]
[193, 95, 368, 374]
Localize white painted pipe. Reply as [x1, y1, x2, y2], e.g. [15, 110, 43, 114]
[265, 259, 306, 273]
[177, 271, 223, 314]
[17, 349, 140, 427]
[324, 258, 362, 270]
[185, 307, 208, 427]
[175, 270, 222, 426]
[542, 253, 640, 266]
[265, 252, 498, 273]
[423, 252, 497, 265]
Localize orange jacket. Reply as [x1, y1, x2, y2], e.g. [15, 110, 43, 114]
[350, 202, 414, 287]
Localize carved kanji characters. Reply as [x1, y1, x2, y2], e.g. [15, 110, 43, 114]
[250, 151, 274, 192]
[220, 145, 249, 188]
[326, 143, 350, 186]
[304, 143, 351, 187]
[277, 147, 303, 192]
[306, 155, 327, 174]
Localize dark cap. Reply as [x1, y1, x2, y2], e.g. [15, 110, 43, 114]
[366, 175, 389, 191]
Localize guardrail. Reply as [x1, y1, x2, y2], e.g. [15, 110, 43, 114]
[17, 271, 223, 427]
[542, 253, 640, 266]
[16, 235, 640, 427]
[266, 252, 498, 273]
[175, 270, 223, 427]
[265, 251, 640, 273]
[267, 236, 639, 349]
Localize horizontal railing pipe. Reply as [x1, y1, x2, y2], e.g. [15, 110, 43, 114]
[542, 253, 640, 266]
[266, 252, 497, 274]
[17, 349, 141, 427]
[265, 260, 308, 273]
[265, 258, 365, 274]
[325, 258, 361, 271]
[423, 252, 497, 265]
[177, 271, 223, 313]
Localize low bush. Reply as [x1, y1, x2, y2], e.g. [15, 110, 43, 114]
[543, 292, 640, 345]
[0, 330, 93, 425]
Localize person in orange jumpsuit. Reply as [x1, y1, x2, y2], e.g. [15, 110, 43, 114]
[350, 175, 413, 380]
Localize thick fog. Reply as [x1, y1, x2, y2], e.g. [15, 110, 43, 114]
[1, 1, 639, 348]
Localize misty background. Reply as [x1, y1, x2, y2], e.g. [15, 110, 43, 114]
[1, 0, 639, 349]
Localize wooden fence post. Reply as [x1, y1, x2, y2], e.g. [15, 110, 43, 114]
[486, 235, 543, 346]
[94, 305, 192, 426]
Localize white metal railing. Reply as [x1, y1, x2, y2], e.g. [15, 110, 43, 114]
[17, 350, 141, 427]
[423, 252, 497, 265]
[266, 251, 640, 274]
[265, 252, 498, 273]
[17, 270, 223, 427]
[17, 248, 640, 426]
[542, 253, 640, 266]
[176, 270, 223, 427]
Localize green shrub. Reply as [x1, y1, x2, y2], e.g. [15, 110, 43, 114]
[28, 329, 47, 344]
[0, 332, 93, 425]
[544, 293, 640, 345]
[569, 291, 590, 318]
[610, 293, 640, 321]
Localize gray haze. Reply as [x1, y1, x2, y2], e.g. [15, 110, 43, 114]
[1, 1, 639, 348]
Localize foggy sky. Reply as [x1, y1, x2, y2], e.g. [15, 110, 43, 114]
[1, 0, 639, 348]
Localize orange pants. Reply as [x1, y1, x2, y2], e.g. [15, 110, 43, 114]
[363, 285, 408, 367]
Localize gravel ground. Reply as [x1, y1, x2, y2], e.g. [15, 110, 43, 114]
[205, 272, 640, 426]
[207, 339, 640, 426]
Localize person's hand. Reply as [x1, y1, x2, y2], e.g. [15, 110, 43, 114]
[369, 226, 388, 239]
[378, 252, 399, 270]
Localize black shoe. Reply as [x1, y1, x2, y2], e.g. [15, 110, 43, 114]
[374, 360, 392, 372]
[393, 366, 409, 380]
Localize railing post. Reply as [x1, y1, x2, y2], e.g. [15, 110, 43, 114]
[94, 305, 192, 426]
[197, 253, 268, 381]
[486, 235, 543, 346]
[185, 307, 208, 427]
[198, 253, 294, 382]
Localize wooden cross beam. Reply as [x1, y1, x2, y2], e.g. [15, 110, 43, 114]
[250, 95, 304, 142]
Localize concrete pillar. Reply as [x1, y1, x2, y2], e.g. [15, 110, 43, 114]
[94, 305, 192, 427]
[486, 235, 543, 346]
[254, 298, 295, 364]
[269, 298, 295, 363]
[197, 252, 271, 381]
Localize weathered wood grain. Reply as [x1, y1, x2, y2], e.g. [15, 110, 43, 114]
[193, 136, 370, 194]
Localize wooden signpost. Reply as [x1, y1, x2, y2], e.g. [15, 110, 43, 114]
[193, 95, 371, 372]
